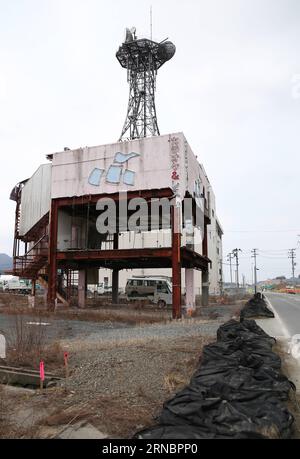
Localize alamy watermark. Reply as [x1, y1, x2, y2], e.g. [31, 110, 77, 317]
[95, 193, 204, 236]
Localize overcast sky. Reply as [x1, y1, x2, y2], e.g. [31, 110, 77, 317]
[0, 0, 299, 283]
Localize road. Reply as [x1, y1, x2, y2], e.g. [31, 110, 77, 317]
[265, 292, 300, 338]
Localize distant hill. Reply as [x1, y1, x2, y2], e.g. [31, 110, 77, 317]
[0, 254, 13, 273]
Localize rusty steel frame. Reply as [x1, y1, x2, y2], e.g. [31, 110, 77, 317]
[46, 188, 210, 318]
[171, 205, 182, 319]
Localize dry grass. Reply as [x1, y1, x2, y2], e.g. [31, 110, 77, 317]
[163, 372, 187, 393]
[0, 386, 5, 435]
[7, 341, 65, 373]
[0, 386, 19, 438]
[43, 405, 93, 428]
[40, 394, 159, 439]
[4, 313, 65, 372]
[0, 304, 169, 325]
[56, 308, 168, 325]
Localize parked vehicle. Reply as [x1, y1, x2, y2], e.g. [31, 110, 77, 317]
[2, 276, 32, 294]
[96, 283, 113, 295]
[125, 276, 172, 308]
[153, 282, 172, 309]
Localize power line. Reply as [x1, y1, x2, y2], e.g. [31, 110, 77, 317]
[260, 255, 289, 259]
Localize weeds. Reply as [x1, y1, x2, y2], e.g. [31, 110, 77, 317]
[163, 372, 187, 393]
[5, 313, 64, 371]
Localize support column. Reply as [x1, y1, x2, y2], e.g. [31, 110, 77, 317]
[31, 279, 36, 296]
[201, 270, 209, 306]
[28, 279, 36, 309]
[112, 270, 119, 304]
[47, 200, 58, 311]
[112, 232, 119, 304]
[78, 269, 87, 308]
[185, 268, 195, 313]
[201, 218, 209, 307]
[202, 219, 208, 257]
[172, 203, 182, 319]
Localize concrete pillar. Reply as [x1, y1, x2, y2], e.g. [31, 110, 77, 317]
[185, 268, 195, 313]
[28, 279, 36, 309]
[31, 279, 36, 297]
[112, 269, 119, 304]
[201, 270, 209, 307]
[78, 269, 87, 308]
[112, 232, 119, 304]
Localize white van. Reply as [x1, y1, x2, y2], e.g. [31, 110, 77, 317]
[125, 276, 172, 308]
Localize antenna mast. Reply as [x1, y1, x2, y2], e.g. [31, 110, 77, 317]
[150, 6, 153, 40]
[116, 28, 176, 141]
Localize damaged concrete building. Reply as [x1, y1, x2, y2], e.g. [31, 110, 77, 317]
[8, 30, 223, 318]
[9, 132, 223, 318]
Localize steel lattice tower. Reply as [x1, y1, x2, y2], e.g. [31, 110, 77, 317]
[116, 29, 176, 141]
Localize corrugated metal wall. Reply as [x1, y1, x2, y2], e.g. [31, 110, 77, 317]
[19, 163, 51, 236]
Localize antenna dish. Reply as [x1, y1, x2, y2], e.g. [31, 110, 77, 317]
[125, 28, 133, 43]
[158, 41, 176, 61]
[125, 27, 137, 43]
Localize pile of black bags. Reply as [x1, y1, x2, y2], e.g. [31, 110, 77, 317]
[240, 293, 274, 320]
[135, 318, 295, 439]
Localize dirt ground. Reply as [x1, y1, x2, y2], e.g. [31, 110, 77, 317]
[0, 333, 214, 439]
[2, 297, 299, 439]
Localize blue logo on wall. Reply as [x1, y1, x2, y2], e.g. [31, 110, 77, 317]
[88, 152, 140, 187]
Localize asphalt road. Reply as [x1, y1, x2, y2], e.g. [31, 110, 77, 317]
[265, 292, 300, 337]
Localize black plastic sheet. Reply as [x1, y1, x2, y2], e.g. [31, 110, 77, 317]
[217, 319, 276, 345]
[240, 293, 274, 320]
[158, 390, 293, 439]
[135, 317, 295, 439]
[135, 425, 267, 439]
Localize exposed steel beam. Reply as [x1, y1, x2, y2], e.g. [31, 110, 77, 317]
[53, 188, 173, 208]
[56, 247, 173, 261]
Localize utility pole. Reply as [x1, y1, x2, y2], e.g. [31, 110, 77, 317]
[232, 248, 242, 289]
[288, 248, 297, 280]
[251, 248, 259, 294]
[227, 252, 233, 285]
[219, 259, 223, 295]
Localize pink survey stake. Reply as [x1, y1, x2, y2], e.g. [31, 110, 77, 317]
[40, 361, 45, 381]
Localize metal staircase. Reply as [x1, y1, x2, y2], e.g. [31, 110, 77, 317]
[14, 235, 48, 279]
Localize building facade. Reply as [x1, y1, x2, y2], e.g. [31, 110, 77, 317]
[10, 132, 223, 316]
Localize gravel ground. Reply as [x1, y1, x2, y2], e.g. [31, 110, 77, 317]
[0, 313, 130, 343]
[65, 319, 220, 398]
[62, 319, 220, 349]
[0, 305, 238, 438]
